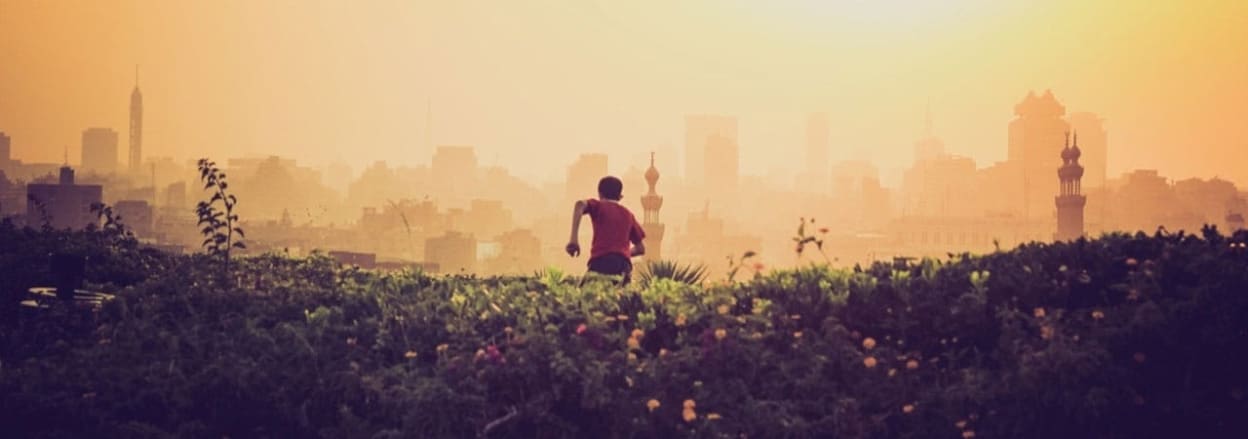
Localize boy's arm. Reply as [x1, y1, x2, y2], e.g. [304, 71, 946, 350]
[566, 200, 588, 257]
[630, 240, 646, 257]
[628, 218, 646, 257]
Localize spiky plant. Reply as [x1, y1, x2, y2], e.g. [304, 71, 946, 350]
[639, 259, 707, 286]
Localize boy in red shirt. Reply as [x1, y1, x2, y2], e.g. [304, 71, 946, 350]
[566, 176, 646, 283]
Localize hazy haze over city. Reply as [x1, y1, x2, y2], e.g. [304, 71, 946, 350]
[2, 0, 1247, 184]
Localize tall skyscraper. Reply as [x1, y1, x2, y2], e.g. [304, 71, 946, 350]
[640, 152, 665, 261]
[0, 132, 10, 163]
[129, 67, 143, 173]
[1065, 112, 1106, 190]
[1008, 90, 1070, 219]
[1055, 133, 1087, 241]
[566, 153, 608, 202]
[914, 107, 944, 162]
[684, 115, 737, 185]
[703, 134, 739, 201]
[81, 128, 119, 175]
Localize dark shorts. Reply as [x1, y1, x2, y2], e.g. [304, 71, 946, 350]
[587, 253, 633, 284]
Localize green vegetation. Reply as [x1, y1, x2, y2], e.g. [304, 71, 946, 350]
[195, 158, 246, 268]
[2, 220, 1247, 438]
[639, 259, 709, 286]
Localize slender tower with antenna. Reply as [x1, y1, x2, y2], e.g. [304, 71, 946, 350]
[129, 65, 143, 173]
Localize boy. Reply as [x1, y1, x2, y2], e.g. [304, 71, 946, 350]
[566, 176, 646, 283]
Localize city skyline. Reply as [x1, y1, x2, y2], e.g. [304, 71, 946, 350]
[2, 1, 1247, 185]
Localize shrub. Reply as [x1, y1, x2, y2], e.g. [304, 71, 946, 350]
[1, 227, 1247, 438]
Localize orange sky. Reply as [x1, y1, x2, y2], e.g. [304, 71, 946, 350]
[2, 0, 1246, 185]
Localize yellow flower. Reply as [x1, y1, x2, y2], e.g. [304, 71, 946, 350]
[404, 350, 418, 359]
[717, 304, 730, 315]
[659, 348, 669, 358]
[906, 359, 919, 370]
[627, 337, 641, 351]
[902, 404, 915, 414]
[862, 337, 877, 350]
[1091, 310, 1105, 320]
[631, 328, 645, 339]
[1033, 307, 1046, 318]
[617, 314, 630, 321]
[628, 353, 638, 363]
[962, 431, 976, 439]
[955, 420, 968, 429]
[706, 413, 722, 420]
[714, 328, 727, 341]
[682, 408, 697, 423]
[646, 399, 661, 412]
[1040, 325, 1055, 340]
[675, 314, 688, 327]
[683, 399, 696, 409]
[436, 343, 449, 353]
[751, 331, 764, 340]
[503, 326, 514, 335]
[888, 368, 897, 377]
[863, 356, 878, 368]
[793, 331, 803, 339]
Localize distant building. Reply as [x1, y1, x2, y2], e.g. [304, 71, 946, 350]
[0, 132, 11, 166]
[432, 146, 478, 199]
[115, 200, 153, 237]
[165, 181, 187, 208]
[81, 128, 119, 175]
[488, 228, 542, 274]
[425, 231, 477, 274]
[329, 250, 377, 269]
[566, 153, 608, 202]
[1008, 90, 1070, 220]
[914, 108, 945, 163]
[685, 115, 737, 185]
[703, 134, 739, 202]
[1055, 133, 1087, 241]
[640, 152, 665, 261]
[25, 165, 102, 230]
[129, 68, 144, 173]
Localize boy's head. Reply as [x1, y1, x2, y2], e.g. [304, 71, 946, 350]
[597, 176, 623, 201]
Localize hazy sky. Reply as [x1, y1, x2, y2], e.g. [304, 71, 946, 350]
[2, 0, 1246, 185]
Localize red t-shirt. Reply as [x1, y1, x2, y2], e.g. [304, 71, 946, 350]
[584, 198, 645, 260]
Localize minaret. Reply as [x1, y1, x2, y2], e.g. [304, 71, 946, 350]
[640, 152, 665, 261]
[1055, 131, 1087, 241]
[129, 65, 143, 173]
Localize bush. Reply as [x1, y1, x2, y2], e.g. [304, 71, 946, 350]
[2, 226, 1247, 438]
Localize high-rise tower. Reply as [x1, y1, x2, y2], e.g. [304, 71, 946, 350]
[1009, 90, 1070, 219]
[640, 152, 665, 261]
[1055, 132, 1087, 241]
[129, 66, 143, 173]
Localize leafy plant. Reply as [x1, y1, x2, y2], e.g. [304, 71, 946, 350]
[725, 250, 757, 282]
[195, 158, 245, 268]
[89, 202, 132, 239]
[638, 259, 708, 286]
[792, 216, 830, 263]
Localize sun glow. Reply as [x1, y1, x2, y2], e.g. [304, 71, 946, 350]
[755, 0, 1019, 35]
